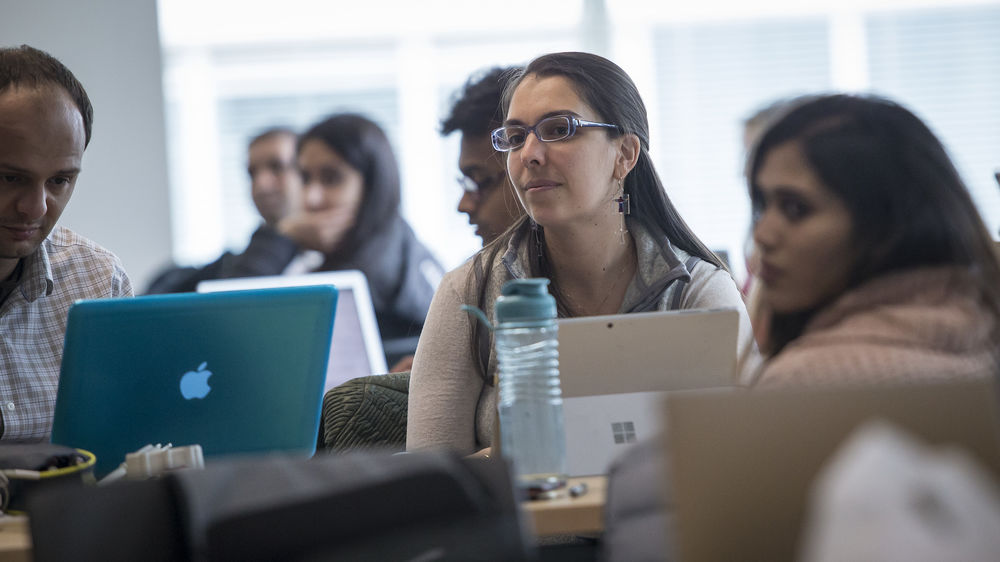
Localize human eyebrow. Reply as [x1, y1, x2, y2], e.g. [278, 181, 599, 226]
[0, 163, 32, 174]
[767, 184, 815, 206]
[503, 110, 580, 127]
[758, 185, 802, 200]
[0, 164, 79, 177]
[539, 110, 580, 121]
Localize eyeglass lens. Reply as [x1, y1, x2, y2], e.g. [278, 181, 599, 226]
[495, 116, 573, 151]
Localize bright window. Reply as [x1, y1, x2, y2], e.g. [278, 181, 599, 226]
[158, 0, 1000, 279]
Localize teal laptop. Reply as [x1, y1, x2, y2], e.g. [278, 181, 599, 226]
[51, 286, 337, 477]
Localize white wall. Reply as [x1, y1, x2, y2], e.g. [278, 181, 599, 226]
[0, 0, 172, 291]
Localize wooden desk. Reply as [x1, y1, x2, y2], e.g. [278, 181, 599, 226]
[522, 476, 606, 536]
[0, 516, 31, 562]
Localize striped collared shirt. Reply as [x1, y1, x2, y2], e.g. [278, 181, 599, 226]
[0, 226, 132, 442]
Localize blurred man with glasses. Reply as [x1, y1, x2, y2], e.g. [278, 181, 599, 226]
[145, 127, 307, 293]
[441, 67, 524, 245]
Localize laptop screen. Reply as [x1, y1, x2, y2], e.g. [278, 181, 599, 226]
[53, 286, 337, 477]
[198, 270, 388, 392]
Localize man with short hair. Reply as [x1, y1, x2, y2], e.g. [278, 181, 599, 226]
[0, 45, 133, 441]
[247, 128, 301, 227]
[145, 127, 310, 293]
[440, 66, 524, 245]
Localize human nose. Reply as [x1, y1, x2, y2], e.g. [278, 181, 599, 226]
[457, 190, 477, 217]
[302, 181, 326, 210]
[16, 183, 47, 221]
[518, 130, 546, 167]
[252, 173, 276, 195]
[752, 206, 780, 252]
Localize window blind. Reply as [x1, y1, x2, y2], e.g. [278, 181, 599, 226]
[652, 17, 832, 273]
[866, 4, 1000, 236]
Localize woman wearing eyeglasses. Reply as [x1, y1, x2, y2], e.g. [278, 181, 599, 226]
[407, 52, 757, 456]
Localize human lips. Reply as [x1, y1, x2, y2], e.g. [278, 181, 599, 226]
[523, 178, 559, 192]
[462, 213, 483, 238]
[757, 259, 783, 285]
[1, 224, 41, 241]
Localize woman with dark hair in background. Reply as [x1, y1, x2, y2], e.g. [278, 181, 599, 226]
[285, 114, 443, 345]
[603, 93, 1000, 562]
[407, 52, 756, 456]
[747, 93, 1000, 385]
[145, 114, 441, 349]
[603, 93, 1000, 561]
[152, 114, 442, 351]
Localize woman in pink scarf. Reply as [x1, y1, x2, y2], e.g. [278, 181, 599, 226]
[746, 94, 1000, 387]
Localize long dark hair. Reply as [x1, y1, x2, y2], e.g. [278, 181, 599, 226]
[468, 52, 725, 381]
[748, 93, 1000, 355]
[298, 113, 401, 259]
[501, 52, 724, 271]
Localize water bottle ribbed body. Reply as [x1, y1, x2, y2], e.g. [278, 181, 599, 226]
[496, 320, 567, 496]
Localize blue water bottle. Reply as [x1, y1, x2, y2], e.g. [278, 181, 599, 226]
[494, 278, 567, 498]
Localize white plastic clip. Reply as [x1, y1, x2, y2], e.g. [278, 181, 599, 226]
[98, 443, 205, 486]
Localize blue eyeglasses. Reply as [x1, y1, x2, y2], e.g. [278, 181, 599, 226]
[491, 115, 619, 152]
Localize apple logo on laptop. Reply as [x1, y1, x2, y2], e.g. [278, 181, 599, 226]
[180, 362, 212, 400]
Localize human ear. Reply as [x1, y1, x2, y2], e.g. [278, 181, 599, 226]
[615, 134, 641, 178]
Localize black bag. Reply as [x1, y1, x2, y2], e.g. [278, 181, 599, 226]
[0, 443, 95, 514]
[29, 449, 534, 562]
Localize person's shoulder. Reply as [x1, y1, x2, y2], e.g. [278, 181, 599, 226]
[755, 319, 994, 387]
[45, 225, 122, 263]
[688, 259, 732, 282]
[434, 247, 510, 303]
[683, 259, 743, 306]
[438, 256, 476, 292]
[45, 226, 132, 295]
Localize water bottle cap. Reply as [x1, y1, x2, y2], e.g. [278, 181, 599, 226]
[495, 278, 556, 323]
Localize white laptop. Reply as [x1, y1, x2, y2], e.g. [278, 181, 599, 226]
[198, 270, 388, 393]
[558, 308, 740, 476]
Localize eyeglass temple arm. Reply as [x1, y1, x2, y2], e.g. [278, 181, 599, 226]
[576, 118, 620, 131]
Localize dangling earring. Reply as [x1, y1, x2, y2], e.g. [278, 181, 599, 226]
[614, 177, 630, 245]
